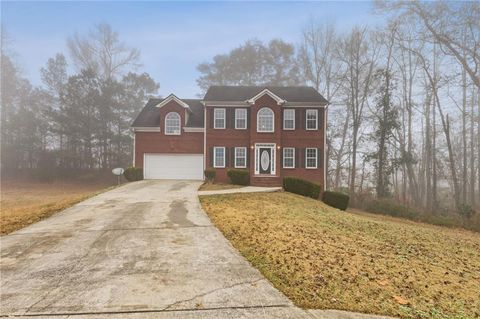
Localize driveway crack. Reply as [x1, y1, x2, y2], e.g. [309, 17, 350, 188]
[162, 278, 277, 311]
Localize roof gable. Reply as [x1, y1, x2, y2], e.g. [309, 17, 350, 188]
[155, 93, 190, 109]
[246, 88, 285, 105]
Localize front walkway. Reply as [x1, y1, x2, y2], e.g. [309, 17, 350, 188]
[197, 186, 282, 196]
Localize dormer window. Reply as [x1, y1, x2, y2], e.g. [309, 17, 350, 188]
[165, 112, 181, 135]
[257, 107, 274, 132]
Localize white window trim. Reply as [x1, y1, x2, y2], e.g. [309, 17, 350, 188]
[306, 109, 318, 130]
[257, 107, 274, 133]
[305, 148, 318, 169]
[283, 147, 295, 169]
[165, 112, 181, 135]
[214, 108, 226, 129]
[234, 147, 247, 168]
[213, 147, 226, 168]
[235, 108, 247, 130]
[283, 109, 295, 130]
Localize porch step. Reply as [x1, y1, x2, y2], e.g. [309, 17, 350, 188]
[251, 176, 283, 187]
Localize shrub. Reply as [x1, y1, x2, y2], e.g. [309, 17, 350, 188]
[322, 191, 350, 211]
[227, 169, 250, 185]
[459, 204, 476, 220]
[283, 177, 321, 199]
[364, 199, 419, 220]
[204, 168, 216, 182]
[123, 167, 143, 181]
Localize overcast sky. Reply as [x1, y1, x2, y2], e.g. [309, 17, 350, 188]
[2, 1, 382, 97]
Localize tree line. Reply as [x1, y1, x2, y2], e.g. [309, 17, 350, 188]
[1, 24, 159, 180]
[196, 1, 479, 214]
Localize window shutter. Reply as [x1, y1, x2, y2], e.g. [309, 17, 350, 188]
[225, 109, 230, 129]
[280, 148, 284, 168]
[318, 148, 322, 167]
[303, 110, 307, 130]
[231, 147, 236, 167]
[209, 147, 214, 167]
[224, 147, 229, 167]
[295, 109, 302, 130]
[231, 108, 236, 129]
[319, 109, 324, 129]
[210, 108, 215, 128]
[246, 148, 249, 167]
[296, 148, 302, 168]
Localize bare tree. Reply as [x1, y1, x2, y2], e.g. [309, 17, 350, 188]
[376, 1, 480, 89]
[337, 27, 378, 204]
[67, 23, 141, 80]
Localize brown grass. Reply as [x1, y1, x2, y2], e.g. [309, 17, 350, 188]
[200, 192, 480, 319]
[198, 182, 243, 191]
[1, 180, 112, 235]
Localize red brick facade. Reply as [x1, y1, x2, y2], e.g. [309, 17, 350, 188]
[134, 100, 203, 168]
[205, 94, 325, 188]
[133, 90, 326, 189]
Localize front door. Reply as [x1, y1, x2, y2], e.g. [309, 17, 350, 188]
[259, 148, 271, 174]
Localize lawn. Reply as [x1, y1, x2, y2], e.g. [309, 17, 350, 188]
[200, 192, 480, 319]
[1, 179, 112, 235]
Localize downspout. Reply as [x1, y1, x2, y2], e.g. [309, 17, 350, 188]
[203, 102, 207, 180]
[324, 104, 328, 191]
[132, 129, 136, 167]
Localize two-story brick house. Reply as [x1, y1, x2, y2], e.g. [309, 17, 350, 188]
[131, 86, 328, 188]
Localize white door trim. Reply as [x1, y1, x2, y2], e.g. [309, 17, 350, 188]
[254, 143, 276, 175]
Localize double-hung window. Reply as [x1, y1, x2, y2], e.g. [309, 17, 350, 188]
[235, 109, 247, 129]
[234, 147, 247, 168]
[214, 108, 226, 129]
[213, 147, 225, 168]
[305, 148, 318, 169]
[283, 109, 295, 130]
[283, 148, 295, 168]
[306, 109, 318, 130]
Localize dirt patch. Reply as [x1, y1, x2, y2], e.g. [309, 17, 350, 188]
[167, 200, 195, 227]
[200, 192, 480, 319]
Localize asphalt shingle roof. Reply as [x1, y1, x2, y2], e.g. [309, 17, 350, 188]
[203, 86, 328, 104]
[132, 86, 328, 128]
[131, 98, 204, 128]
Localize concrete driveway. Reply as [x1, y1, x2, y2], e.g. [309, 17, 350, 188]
[1, 180, 310, 318]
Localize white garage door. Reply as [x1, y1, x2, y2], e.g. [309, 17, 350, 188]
[144, 154, 204, 180]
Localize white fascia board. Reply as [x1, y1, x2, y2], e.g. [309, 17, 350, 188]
[156, 93, 190, 109]
[132, 127, 161, 132]
[246, 89, 286, 105]
[202, 101, 250, 107]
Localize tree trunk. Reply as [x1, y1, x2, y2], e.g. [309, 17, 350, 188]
[470, 88, 476, 207]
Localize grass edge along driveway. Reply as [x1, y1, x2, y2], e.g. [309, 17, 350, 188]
[199, 191, 480, 319]
[1, 181, 114, 235]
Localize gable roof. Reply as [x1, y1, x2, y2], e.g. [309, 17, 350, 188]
[131, 98, 204, 128]
[246, 88, 285, 105]
[203, 86, 329, 105]
[155, 93, 190, 109]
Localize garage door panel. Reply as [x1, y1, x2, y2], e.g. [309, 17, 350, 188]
[144, 154, 204, 180]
